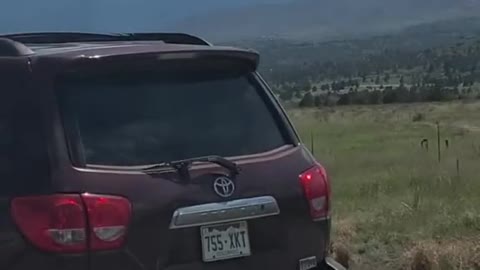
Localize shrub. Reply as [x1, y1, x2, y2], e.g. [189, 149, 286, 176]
[299, 92, 315, 107]
[412, 113, 426, 122]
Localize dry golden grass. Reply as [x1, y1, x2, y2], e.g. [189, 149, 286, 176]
[334, 244, 351, 269]
[334, 218, 357, 243]
[405, 238, 480, 270]
[410, 249, 433, 270]
[330, 218, 356, 268]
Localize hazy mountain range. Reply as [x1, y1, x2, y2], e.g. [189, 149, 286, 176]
[2, 0, 480, 43]
[174, 0, 480, 42]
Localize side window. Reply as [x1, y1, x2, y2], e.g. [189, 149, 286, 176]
[0, 67, 50, 196]
[0, 97, 14, 195]
[0, 116, 12, 170]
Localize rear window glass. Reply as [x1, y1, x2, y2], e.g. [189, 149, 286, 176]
[57, 69, 287, 166]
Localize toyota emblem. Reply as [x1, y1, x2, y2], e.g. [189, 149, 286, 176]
[213, 176, 235, 198]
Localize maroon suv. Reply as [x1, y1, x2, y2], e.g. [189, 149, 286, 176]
[0, 32, 340, 270]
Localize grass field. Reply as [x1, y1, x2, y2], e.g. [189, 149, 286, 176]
[289, 101, 480, 269]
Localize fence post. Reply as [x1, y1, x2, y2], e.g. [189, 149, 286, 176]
[310, 131, 315, 155]
[456, 158, 460, 178]
[436, 121, 441, 162]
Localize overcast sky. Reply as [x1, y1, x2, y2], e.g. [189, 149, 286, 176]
[0, 0, 291, 33]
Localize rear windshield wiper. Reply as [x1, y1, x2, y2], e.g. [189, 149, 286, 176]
[142, 155, 240, 182]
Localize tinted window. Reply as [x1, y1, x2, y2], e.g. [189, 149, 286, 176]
[57, 70, 287, 166]
[0, 73, 51, 196]
[0, 110, 13, 179]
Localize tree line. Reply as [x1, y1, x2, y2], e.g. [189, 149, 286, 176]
[262, 37, 480, 107]
[298, 84, 476, 108]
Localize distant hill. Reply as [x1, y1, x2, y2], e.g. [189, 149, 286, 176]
[221, 17, 480, 90]
[241, 16, 480, 107]
[174, 0, 480, 42]
[224, 17, 480, 70]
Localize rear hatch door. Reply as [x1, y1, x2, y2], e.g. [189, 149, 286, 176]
[52, 51, 325, 270]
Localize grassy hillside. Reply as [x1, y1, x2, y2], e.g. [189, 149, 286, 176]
[290, 102, 480, 269]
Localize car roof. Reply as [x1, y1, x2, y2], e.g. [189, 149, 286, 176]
[0, 32, 258, 60]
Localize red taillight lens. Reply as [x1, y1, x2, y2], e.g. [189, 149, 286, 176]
[11, 193, 131, 253]
[83, 194, 131, 251]
[299, 164, 331, 221]
[11, 195, 87, 253]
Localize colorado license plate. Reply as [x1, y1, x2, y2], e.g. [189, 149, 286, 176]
[200, 221, 251, 262]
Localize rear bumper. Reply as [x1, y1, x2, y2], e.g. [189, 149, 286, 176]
[321, 257, 347, 270]
[4, 219, 330, 270]
[87, 218, 330, 270]
[1, 252, 88, 270]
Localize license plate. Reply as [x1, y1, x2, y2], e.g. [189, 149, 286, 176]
[200, 221, 251, 262]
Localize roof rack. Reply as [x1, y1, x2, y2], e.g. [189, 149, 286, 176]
[122, 33, 212, 46]
[0, 32, 211, 45]
[0, 32, 212, 56]
[2, 32, 211, 45]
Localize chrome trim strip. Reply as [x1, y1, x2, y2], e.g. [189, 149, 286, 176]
[169, 196, 280, 229]
[325, 257, 347, 270]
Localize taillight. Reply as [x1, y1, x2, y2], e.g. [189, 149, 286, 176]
[11, 193, 131, 253]
[83, 194, 131, 251]
[10, 195, 87, 253]
[299, 164, 331, 221]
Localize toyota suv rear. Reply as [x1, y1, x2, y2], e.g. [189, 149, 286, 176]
[0, 32, 336, 270]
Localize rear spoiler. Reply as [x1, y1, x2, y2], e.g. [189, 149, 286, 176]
[55, 47, 260, 75]
[63, 49, 261, 73]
